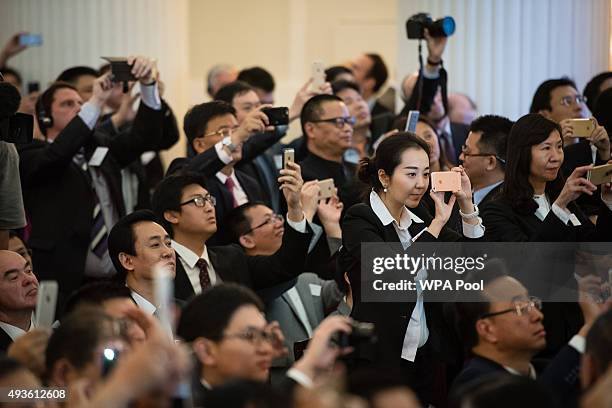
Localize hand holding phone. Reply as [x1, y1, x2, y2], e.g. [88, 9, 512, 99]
[405, 110, 420, 132]
[568, 118, 595, 138]
[311, 61, 326, 90]
[317, 178, 335, 200]
[35, 281, 58, 328]
[587, 163, 612, 185]
[282, 148, 295, 170]
[19, 34, 42, 47]
[261, 107, 289, 126]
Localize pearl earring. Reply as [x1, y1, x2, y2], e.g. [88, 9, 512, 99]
[383, 186, 388, 193]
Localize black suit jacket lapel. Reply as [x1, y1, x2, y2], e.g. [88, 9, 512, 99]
[174, 256, 196, 301]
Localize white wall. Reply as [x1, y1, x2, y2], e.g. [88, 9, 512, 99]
[397, 0, 611, 121]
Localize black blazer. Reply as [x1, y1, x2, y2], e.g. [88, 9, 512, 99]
[339, 201, 468, 368]
[478, 182, 503, 208]
[174, 222, 312, 302]
[18, 102, 168, 298]
[450, 347, 581, 407]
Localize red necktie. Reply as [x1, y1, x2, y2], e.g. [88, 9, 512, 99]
[224, 177, 239, 208]
[196, 258, 211, 292]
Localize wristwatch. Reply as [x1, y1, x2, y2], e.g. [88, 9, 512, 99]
[222, 136, 238, 153]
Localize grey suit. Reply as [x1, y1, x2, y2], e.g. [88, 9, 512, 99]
[262, 272, 343, 384]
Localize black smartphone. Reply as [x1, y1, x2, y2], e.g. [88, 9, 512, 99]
[101, 57, 137, 82]
[261, 107, 289, 126]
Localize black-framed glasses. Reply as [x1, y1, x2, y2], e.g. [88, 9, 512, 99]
[479, 296, 542, 319]
[222, 328, 277, 346]
[311, 116, 357, 128]
[180, 194, 216, 207]
[202, 125, 240, 139]
[559, 95, 587, 107]
[461, 145, 506, 164]
[243, 213, 284, 235]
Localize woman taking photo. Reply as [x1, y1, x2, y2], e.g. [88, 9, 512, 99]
[481, 113, 612, 357]
[339, 133, 484, 405]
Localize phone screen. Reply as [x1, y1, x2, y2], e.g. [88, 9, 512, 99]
[19, 34, 42, 46]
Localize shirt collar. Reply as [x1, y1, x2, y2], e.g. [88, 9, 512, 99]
[131, 290, 156, 315]
[172, 240, 210, 269]
[369, 190, 423, 229]
[215, 169, 236, 184]
[0, 314, 34, 341]
[473, 181, 503, 205]
[503, 363, 537, 380]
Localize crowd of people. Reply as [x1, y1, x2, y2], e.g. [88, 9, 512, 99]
[1, 25, 611, 408]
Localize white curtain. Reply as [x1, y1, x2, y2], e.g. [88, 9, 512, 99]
[396, 0, 611, 120]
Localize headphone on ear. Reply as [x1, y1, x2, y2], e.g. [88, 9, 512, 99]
[35, 91, 53, 133]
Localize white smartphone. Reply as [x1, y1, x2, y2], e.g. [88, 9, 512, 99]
[153, 265, 174, 338]
[35, 281, 58, 328]
[405, 110, 420, 132]
[311, 61, 326, 89]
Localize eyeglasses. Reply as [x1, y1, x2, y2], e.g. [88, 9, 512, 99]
[311, 116, 357, 128]
[180, 194, 216, 207]
[461, 145, 507, 164]
[222, 328, 277, 346]
[479, 296, 542, 319]
[202, 126, 240, 139]
[243, 213, 284, 235]
[559, 95, 587, 107]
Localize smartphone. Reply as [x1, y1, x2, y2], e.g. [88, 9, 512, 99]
[431, 171, 461, 193]
[569, 118, 595, 137]
[587, 163, 612, 185]
[317, 178, 335, 200]
[101, 57, 137, 82]
[35, 281, 58, 328]
[405, 110, 420, 132]
[311, 61, 326, 89]
[261, 107, 289, 126]
[19, 34, 42, 47]
[27, 81, 40, 94]
[282, 148, 294, 170]
[153, 265, 174, 338]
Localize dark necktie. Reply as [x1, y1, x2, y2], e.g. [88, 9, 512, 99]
[74, 151, 108, 258]
[224, 177, 239, 208]
[196, 258, 212, 292]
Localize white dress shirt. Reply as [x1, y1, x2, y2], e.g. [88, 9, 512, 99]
[172, 241, 221, 294]
[131, 290, 156, 315]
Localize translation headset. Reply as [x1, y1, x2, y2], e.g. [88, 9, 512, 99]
[35, 90, 53, 132]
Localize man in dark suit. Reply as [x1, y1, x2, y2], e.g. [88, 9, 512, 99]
[458, 115, 513, 208]
[172, 101, 276, 245]
[151, 168, 311, 302]
[349, 53, 391, 116]
[0, 250, 38, 352]
[580, 309, 612, 395]
[176, 283, 352, 406]
[107, 210, 176, 316]
[224, 200, 344, 384]
[19, 57, 167, 299]
[451, 264, 599, 405]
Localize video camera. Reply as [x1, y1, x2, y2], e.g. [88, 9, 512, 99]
[406, 13, 456, 40]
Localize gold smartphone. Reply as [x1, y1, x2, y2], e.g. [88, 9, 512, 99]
[587, 163, 612, 185]
[282, 148, 294, 170]
[569, 118, 595, 137]
[431, 171, 461, 193]
[317, 178, 335, 200]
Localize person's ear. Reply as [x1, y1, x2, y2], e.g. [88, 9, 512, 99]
[118, 252, 135, 272]
[485, 155, 497, 171]
[239, 235, 255, 249]
[475, 319, 498, 344]
[538, 109, 552, 120]
[50, 358, 75, 387]
[193, 338, 218, 367]
[362, 77, 376, 95]
[378, 169, 389, 189]
[193, 138, 207, 155]
[164, 210, 180, 227]
[304, 122, 316, 140]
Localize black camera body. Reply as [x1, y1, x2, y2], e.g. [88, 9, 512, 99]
[336, 321, 377, 348]
[261, 107, 289, 126]
[406, 13, 455, 40]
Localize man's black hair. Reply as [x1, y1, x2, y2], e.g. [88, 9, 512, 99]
[215, 81, 256, 105]
[529, 77, 577, 113]
[237, 67, 275, 93]
[56, 66, 99, 84]
[183, 101, 236, 151]
[107, 210, 163, 282]
[300, 94, 344, 137]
